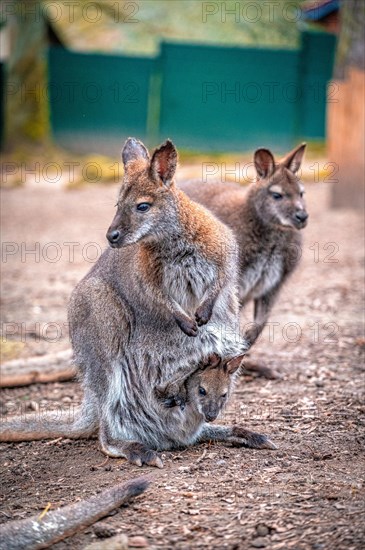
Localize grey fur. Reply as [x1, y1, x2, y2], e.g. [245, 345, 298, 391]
[66, 139, 254, 465]
[0, 139, 278, 465]
[179, 144, 308, 349]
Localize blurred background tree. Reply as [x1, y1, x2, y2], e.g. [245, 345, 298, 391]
[4, 0, 50, 151]
[329, 0, 365, 209]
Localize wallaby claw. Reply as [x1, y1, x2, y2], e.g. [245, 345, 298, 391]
[195, 302, 213, 327]
[175, 316, 198, 337]
[127, 443, 164, 468]
[230, 426, 277, 450]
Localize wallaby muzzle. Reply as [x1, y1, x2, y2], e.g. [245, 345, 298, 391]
[204, 409, 219, 423]
[107, 229, 122, 247]
[106, 217, 130, 248]
[293, 210, 308, 229]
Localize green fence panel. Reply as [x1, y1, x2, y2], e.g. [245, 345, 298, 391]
[48, 47, 155, 154]
[47, 30, 336, 155]
[158, 42, 301, 153]
[298, 30, 337, 140]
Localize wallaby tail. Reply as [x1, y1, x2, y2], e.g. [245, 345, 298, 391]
[0, 477, 150, 550]
[0, 401, 97, 442]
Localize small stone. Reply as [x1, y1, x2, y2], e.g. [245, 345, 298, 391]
[251, 537, 269, 548]
[256, 524, 269, 537]
[26, 401, 39, 412]
[83, 533, 128, 550]
[94, 521, 117, 538]
[128, 536, 149, 547]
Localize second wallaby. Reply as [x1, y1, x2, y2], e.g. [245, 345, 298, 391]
[1, 138, 275, 466]
[180, 144, 308, 377]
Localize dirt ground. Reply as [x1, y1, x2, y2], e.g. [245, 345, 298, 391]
[0, 179, 364, 549]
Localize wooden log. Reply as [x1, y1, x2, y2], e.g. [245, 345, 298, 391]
[0, 350, 76, 387]
[0, 477, 149, 550]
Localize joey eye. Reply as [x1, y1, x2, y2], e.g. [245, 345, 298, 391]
[136, 202, 151, 212]
[198, 386, 206, 396]
[271, 192, 283, 200]
[300, 191, 305, 198]
[221, 393, 227, 399]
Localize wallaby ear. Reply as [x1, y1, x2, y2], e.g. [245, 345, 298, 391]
[122, 137, 150, 167]
[150, 139, 178, 187]
[280, 143, 306, 174]
[254, 148, 276, 179]
[225, 354, 245, 375]
[199, 353, 221, 370]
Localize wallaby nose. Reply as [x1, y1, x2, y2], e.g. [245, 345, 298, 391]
[295, 211, 308, 223]
[107, 229, 121, 244]
[205, 412, 217, 422]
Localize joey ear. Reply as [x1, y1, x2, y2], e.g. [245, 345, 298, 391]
[280, 143, 306, 174]
[199, 353, 221, 370]
[225, 354, 245, 375]
[122, 137, 150, 167]
[254, 148, 276, 179]
[150, 139, 178, 187]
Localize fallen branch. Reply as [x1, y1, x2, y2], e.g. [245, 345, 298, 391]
[0, 477, 150, 550]
[0, 350, 76, 387]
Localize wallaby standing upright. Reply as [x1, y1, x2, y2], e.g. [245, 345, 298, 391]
[180, 144, 308, 378]
[1, 139, 275, 465]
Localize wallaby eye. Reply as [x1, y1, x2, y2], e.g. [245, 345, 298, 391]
[221, 392, 227, 398]
[199, 386, 206, 396]
[136, 202, 151, 212]
[271, 192, 283, 200]
[299, 191, 305, 198]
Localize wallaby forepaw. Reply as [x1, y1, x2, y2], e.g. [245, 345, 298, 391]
[195, 302, 213, 327]
[230, 426, 277, 450]
[126, 442, 164, 468]
[175, 316, 198, 337]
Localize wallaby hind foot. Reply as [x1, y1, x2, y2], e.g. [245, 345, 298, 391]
[242, 359, 282, 380]
[100, 427, 163, 468]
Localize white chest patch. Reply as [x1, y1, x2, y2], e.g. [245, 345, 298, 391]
[163, 254, 216, 314]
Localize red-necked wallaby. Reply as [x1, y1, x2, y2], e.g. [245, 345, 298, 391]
[180, 144, 308, 377]
[1, 139, 275, 466]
